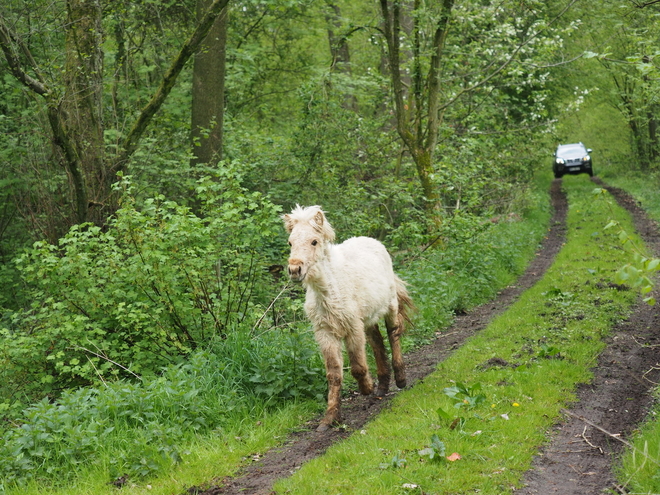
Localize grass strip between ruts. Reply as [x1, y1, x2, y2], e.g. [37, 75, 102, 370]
[275, 175, 643, 494]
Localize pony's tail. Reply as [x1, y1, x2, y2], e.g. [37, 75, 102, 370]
[394, 276, 415, 336]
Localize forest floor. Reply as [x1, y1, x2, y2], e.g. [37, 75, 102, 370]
[188, 178, 660, 495]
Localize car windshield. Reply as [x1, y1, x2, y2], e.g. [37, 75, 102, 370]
[557, 145, 585, 156]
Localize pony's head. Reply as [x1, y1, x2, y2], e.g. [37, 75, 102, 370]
[282, 205, 335, 283]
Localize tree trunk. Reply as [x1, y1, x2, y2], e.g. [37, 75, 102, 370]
[115, 0, 231, 172]
[191, 0, 229, 167]
[379, 0, 454, 212]
[61, 0, 105, 224]
[111, 17, 127, 125]
[623, 94, 649, 170]
[648, 107, 658, 162]
[325, 2, 357, 111]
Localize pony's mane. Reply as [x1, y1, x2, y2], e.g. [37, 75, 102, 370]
[284, 205, 336, 242]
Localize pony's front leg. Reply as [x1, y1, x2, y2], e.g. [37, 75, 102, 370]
[346, 329, 374, 396]
[316, 332, 344, 432]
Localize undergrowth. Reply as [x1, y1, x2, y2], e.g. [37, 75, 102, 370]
[0, 329, 326, 492]
[402, 173, 551, 345]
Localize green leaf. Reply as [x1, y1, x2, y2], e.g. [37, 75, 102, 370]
[430, 434, 446, 456]
[418, 447, 435, 458]
[443, 385, 461, 399]
[437, 407, 453, 421]
[646, 259, 660, 271]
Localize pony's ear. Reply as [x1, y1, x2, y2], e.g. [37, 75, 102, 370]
[312, 210, 335, 242]
[282, 214, 296, 233]
[312, 210, 325, 229]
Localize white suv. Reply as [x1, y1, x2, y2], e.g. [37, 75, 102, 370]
[553, 143, 593, 178]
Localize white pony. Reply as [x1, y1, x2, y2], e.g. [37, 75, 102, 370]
[283, 205, 413, 431]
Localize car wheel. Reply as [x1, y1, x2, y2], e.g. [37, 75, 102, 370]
[554, 172, 563, 179]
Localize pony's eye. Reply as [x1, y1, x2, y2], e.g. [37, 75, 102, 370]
[312, 240, 318, 246]
[288, 241, 291, 246]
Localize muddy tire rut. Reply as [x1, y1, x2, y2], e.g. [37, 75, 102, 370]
[188, 178, 659, 495]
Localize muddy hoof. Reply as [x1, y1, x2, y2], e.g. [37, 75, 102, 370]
[358, 379, 374, 396]
[395, 378, 407, 388]
[317, 411, 341, 432]
[317, 422, 331, 432]
[375, 386, 389, 397]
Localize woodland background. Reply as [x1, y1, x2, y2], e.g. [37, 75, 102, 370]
[0, 0, 659, 489]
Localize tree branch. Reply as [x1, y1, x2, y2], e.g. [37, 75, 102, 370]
[235, 6, 268, 51]
[114, 0, 231, 173]
[379, 0, 415, 149]
[522, 52, 586, 69]
[0, 15, 49, 96]
[630, 0, 660, 7]
[0, 15, 90, 223]
[46, 103, 90, 223]
[424, 0, 454, 152]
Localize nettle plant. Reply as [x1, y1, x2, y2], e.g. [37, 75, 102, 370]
[437, 382, 487, 427]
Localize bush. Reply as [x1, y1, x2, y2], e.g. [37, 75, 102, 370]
[0, 164, 286, 404]
[249, 329, 326, 401]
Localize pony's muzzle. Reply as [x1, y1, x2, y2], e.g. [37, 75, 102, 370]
[287, 259, 305, 281]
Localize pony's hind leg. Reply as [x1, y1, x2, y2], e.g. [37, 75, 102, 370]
[345, 329, 374, 396]
[366, 324, 391, 397]
[385, 311, 406, 389]
[316, 331, 344, 431]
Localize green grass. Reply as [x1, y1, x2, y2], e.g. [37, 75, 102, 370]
[615, 402, 660, 494]
[274, 174, 642, 494]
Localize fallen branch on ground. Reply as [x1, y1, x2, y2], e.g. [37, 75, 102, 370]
[562, 409, 660, 467]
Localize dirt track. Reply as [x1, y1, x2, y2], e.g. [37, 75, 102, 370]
[516, 179, 660, 494]
[187, 178, 660, 495]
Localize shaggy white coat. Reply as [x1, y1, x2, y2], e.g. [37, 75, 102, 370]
[283, 205, 411, 430]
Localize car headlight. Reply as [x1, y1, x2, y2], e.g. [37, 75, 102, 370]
[583, 155, 591, 162]
[555, 158, 565, 165]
